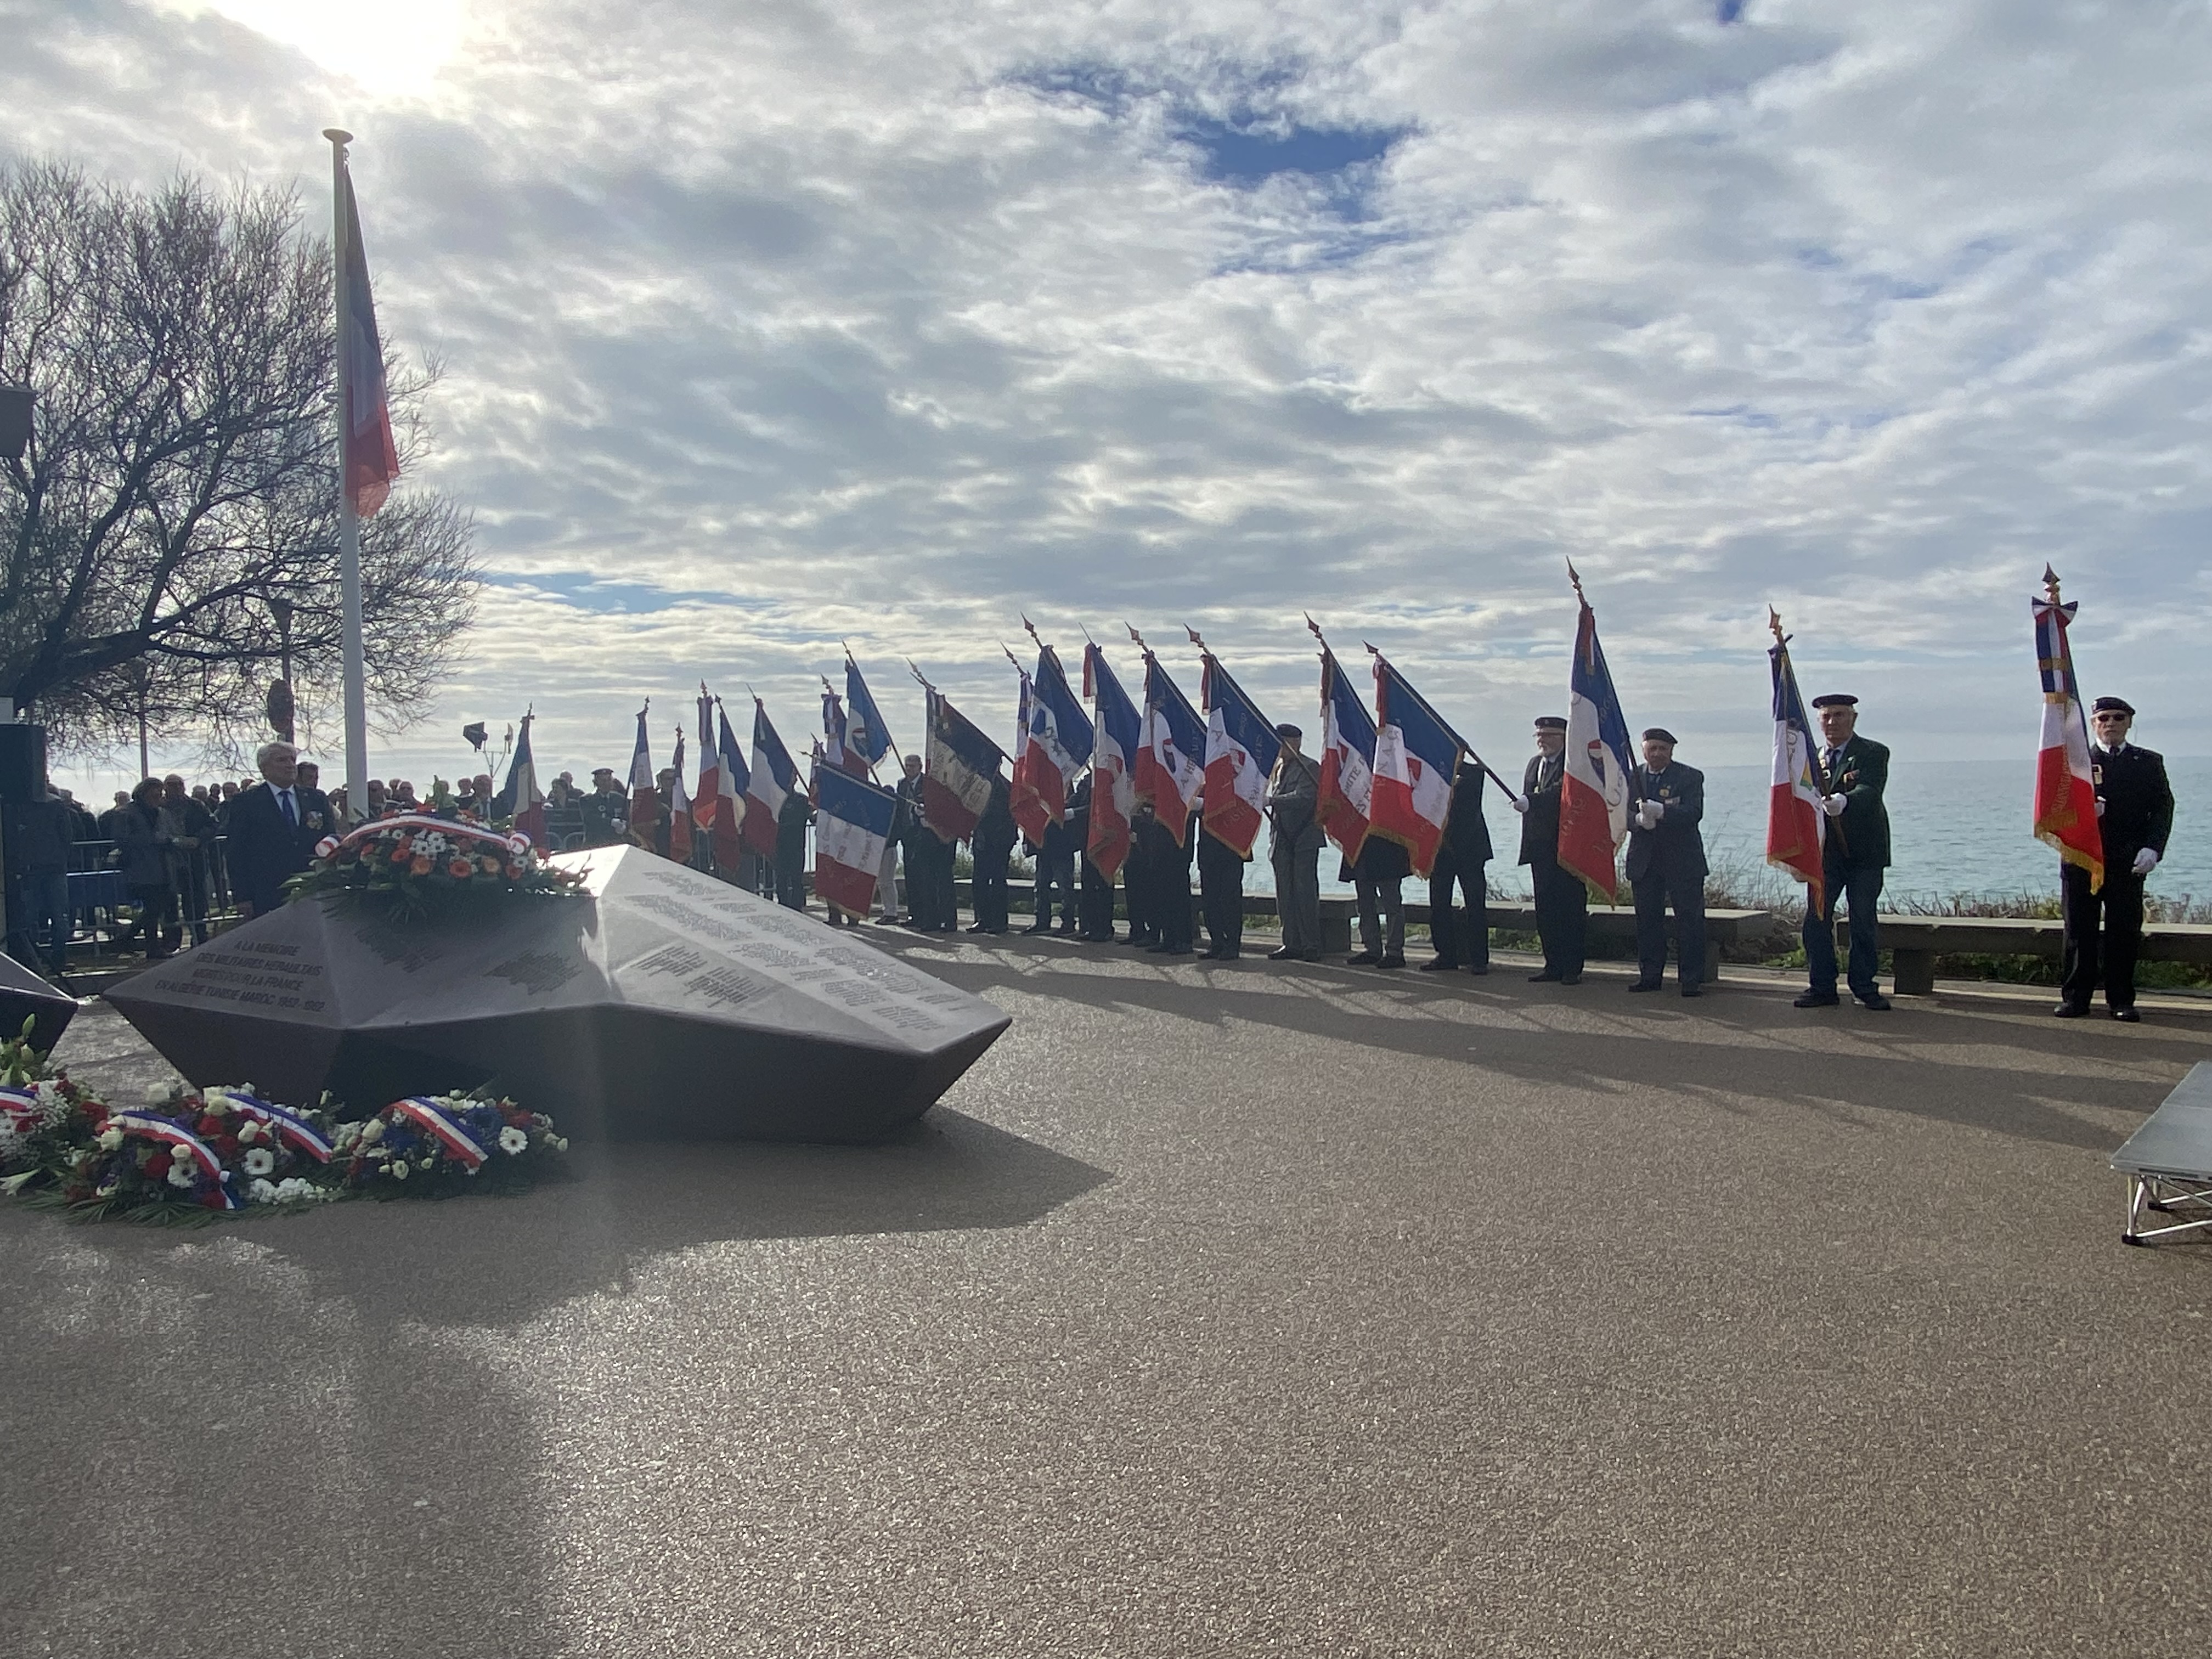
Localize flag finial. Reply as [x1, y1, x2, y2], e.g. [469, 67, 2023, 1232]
[2042, 565, 2063, 605]
[1023, 616, 1044, 651]
[1002, 642, 1023, 672]
[1767, 606, 1788, 647]
[1186, 624, 1208, 654]
[1127, 623, 1149, 653]
[1306, 613, 1331, 654]
[1567, 559, 1588, 606]
[907, 658, 934, 690]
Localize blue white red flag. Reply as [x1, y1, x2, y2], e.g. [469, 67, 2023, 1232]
[692, 688, 719, 834]
[1083, 644, 1141, 879]
[1559, 592, 1633, 899]
[666, 730, 692, 864]
[2033, 583, 2103, 889]
[924, 688, 1005, 844]
[845, 656, 894, 768]
[334, 150, 399, 518]
[1134, 648, 1206, 846]
[812, 767, 899, 914]
[1764, 628, 1826, 912]
[1195, 642, 1280, 859]
[1316, 650, 1375, 863]
[714, 701, 749, 868]
[1011, 646, 1091, 838]
[627, 703, 657, 842]
[493, 710, 545, 848]
[821, 686, 869, 778]
[1370, 655, 1460, 878]
[741, 701, 798, 858]
[1008, 668, 1046, 844]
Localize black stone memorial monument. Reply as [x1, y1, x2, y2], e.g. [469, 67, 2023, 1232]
[106, 846, 1008, 1140]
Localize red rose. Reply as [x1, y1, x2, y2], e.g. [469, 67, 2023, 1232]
[197, 1114, 224, 1136]
[213, 1135, 240, 1160]
[447, 859, 473, 878]
[144, 1150, 171, 1177]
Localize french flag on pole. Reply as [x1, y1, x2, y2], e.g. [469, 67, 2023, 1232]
[821, 686, 868, 777]
[812, 766, 899, 915]
[845, 656, 894, 769]
[1316, 646, 1375, 863]
[666, 729, 692, 864]
[1133, 642, 1206, 845]
[714, 701, 749, 868]
[2032, 570, 2103, 889]
[494, 709, 545, 848]
[1008, 668, 1045, 845]
[741, 701, 797, 859]
[1369, 654, 1458, 878]
[1012, 644, 1092, 840]
[1764, 618, 1827, 913]
[692, 689, 719, 833]
[333, 145, 399, 518]
[1559, 578, 1634, 900]
[627, 703, 657, 843]
[1193, 636, 1280, 859]
[1084, 644, 1141, 880]
[923, 688, 1005, 844]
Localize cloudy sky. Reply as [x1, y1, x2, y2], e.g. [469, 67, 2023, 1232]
[7, 0, 2209, 797]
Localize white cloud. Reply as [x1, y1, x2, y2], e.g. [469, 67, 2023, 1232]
[4, 0, 2209, 800]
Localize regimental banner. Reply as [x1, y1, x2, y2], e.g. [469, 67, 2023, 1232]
[1083, 644, 1142, 880]
[1559, 596, 1633, 899]
[693, 690, 720, 834]
[741, 702, 798, 859]
[1368, 656, 1457, 878]
[1008, 669, 1046, 845]
[1764, 627, 1826, 912]
[1011, 646, 1092, 838]
[627, 705, 657, 842]
[924, 689, 1006, 845]
[2033, 584, 2103, 889]
[1317, 650, 1376, 864]
[814, 766, 900, 913]
[714, 702, 750, 869]
[1133, 651, 1205, 845]
[845, 656, 895, 769]
[1197, 648, 1281, 860]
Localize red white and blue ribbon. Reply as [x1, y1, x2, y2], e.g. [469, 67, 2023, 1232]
[317, 813, 533, 862]
[224, 1092, 335, 1163]
[390, 1097, 487, 1169]
[108, 1111, 241, 1207]
[0, 1086, 42, 1130]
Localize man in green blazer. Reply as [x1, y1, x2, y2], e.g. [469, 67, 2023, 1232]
[1797, 693, 1892, 1011]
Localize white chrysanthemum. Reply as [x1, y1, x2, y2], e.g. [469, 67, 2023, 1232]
[389, 1160, 409, 1180]
[242, 1148, 274, 1176]
[143, 1083, 172, 1105]
[235, 1119, 260, 1144]
[95, 1126, 123, 1151]
[553, 1137, 569, 1152]
[203, 1086, 231, 1108]
[248, 1177, 280, 1204]
[359, 1119, 384, 1144]
[498, 1126, 528, 1155]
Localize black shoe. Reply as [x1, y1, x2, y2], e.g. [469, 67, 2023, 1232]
[1627, 979, 1662, 993]
[1023, 923, 1048, 934]
[2112, 1007, 2142, 1023]
[1466, 965, 1488, 977]
[964, 923, 988, 933]
[1158, 945, 1193, 957]
[1559, 972, 1582, 986]
[1528, 970, 1561, 983]
[1378, 954, 1406, 969]
[1347, 950, 1380, 967]
[1268, 946, 1297, 961]
[1299, 951, 1325, 962]
[2052, 1002, 2090, 1018]
[1680, 985, 1702, 998]
[1419, 958, 1457, 972]
[1857, 993, 1892, 1012]
[1053, 923, 1074, 935]
[1794, 991, 1840, 1008]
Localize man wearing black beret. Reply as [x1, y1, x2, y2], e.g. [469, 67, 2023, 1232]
[1514, 715, 1584, 984]
[1796, 694, 1892, 1012]
[1626, 729, 1707, 997]
[2057, 697, 2173, 1022]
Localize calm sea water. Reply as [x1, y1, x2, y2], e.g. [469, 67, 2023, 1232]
[1284, 758, 2212, 907]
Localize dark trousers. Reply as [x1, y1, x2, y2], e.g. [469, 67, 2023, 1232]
[1428, 849, 1489, 969]
[122, 881, 177, 954]
[9, 869, 70, 973]
[973, 848, 1011, 932]
[1079, 858, 1116, 939]
[2061, 863, 2146, 1011]
[775, 859, 806, 911]
[1034, 851, 1075, 930]
[176, 854, 209, 945]
[902, 838, 943, 928]
[1353, 872, 1404, 958]
[1803, 861, 1883, 998]
[932, 841, 957, 930]
[1125, 856, 1158, 944]
[1529, 856, 1586, 976]
[1633, 869, 1707, 988]
[1199, 852, 1244, 956]
[1158, 854, 1195, 952]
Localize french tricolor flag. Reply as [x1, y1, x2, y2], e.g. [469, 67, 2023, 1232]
[1316, 648, 1375, 863]
[1369, 654, 1458, 878]
[693, 688, 719, 834]
[1764, 627, 1827, 912]
[1134, 648, 1206, 845]
[741, 701, 797, 859]
[1011, 646, 1091, 842]
[1559, 594, 1633, 900]
[627, 704, 657, 843]
[714, 700, 749, 870]
[1195, 644, 1280, 860]
[1084, 644, 1141, 880]
[812, 765, 899, 914]
[923, 688, 1005, 844]
[2032, 581, 2103, 889]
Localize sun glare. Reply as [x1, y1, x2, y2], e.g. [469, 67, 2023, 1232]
[160, 0, 471, 100]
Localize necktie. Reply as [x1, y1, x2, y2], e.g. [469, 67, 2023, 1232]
[280, 789, 296, 828]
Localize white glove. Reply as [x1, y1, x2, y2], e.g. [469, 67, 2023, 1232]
[2133, 847, 2159, 876]
[1511, 797, 1529, 815]
[1645, 800, 1665, 825]
[1822, 794, 1848, 818]
[2095, 799, 2106, 817]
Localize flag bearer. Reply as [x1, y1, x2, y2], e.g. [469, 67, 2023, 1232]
[1625, 729, 1708, 997]
[1795, 694, 1892, 1012]
[2057, 697, 2173, 1022]
[1515, 716, 1584, 984]
[1423, 764, 1493, 975]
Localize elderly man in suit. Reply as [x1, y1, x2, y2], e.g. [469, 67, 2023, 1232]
[1423, 760, 1493, 975]
[2057, 696, 2175, 1023]
[1797, 694, 1892, 1012]
[1626, 728, 1708, 997]
[1515, 715, 1584, 985]
[225, 741, 331, 920]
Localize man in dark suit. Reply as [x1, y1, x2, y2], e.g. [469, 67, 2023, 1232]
[1195, 800, 1250, 961]
[1625, 729, 1708, 997]
[1423, 761, 1493, 974]
[227, 741, 332, 920]
[1515, 716, 1584, 985]
[1797, 694, 1892, 1011]
[967, 772, 1017, 935]
[2058, 696, 2174, 1022]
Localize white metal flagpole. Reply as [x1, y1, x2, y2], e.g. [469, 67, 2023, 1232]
[324, 128, 371, 826]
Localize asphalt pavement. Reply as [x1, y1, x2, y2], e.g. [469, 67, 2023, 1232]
[3, 935, 2207, 1658]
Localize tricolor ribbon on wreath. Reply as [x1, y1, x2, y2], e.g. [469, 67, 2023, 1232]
[314, 813, 534, 862]
[106, 1111, 242, 1208]
[223, 1092, 336, 1162]
[391, 1097, 489, 1169]
[0, 1086, 43, 1131]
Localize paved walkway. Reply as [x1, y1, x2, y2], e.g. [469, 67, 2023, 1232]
[3, 938, 2207, 1657]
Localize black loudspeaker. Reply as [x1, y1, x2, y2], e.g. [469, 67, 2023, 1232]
[0, 724, 47, 804]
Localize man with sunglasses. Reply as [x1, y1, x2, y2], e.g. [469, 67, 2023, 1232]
[2057, 697, 2173, 1023]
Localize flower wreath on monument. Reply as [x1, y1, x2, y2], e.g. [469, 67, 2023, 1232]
[287, 788, 586, 923]
[0, 1022, 571, 1225]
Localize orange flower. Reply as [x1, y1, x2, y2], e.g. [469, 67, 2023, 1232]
[478, 855, 501, 874]
[447, 859, 473, 878]
[410, 855, 433, 875]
